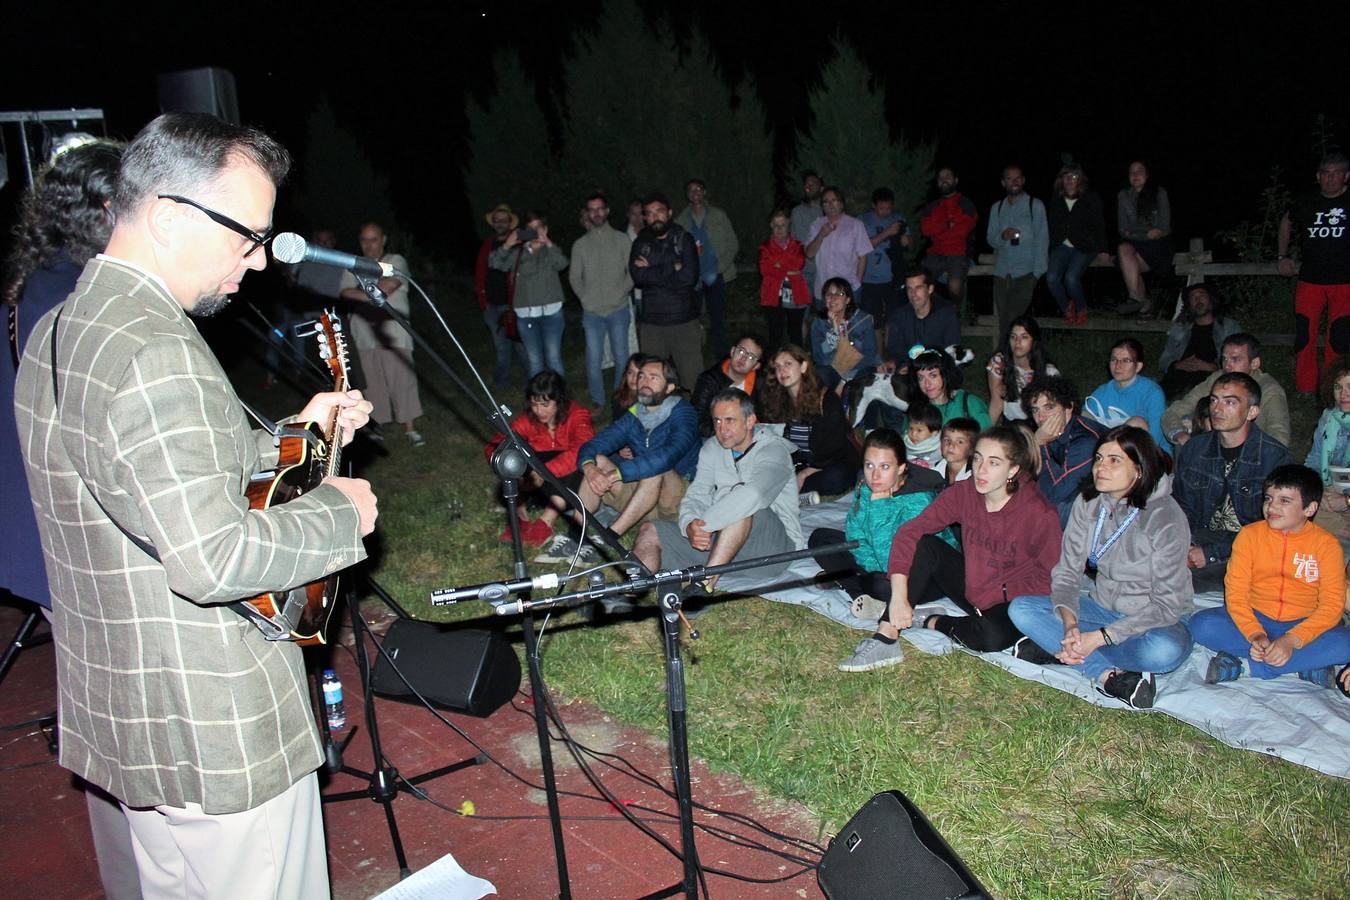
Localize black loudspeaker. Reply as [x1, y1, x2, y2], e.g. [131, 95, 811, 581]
[370, 621, 521, 718]
[157, 67, 241, 126]
[817, 791, 990, 900]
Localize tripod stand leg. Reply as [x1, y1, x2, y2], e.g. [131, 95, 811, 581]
[0, 608, 42, 686]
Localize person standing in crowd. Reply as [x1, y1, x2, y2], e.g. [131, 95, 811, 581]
[1025, 374, 1107, 525]
[758, 209, 811, 352]
[1173, 372, 1293, 591]
[1083, 338, 1170, 453]
[676, 178, 739, 359]
[987, 315, 1058, 424]
[475, 203, 527, 388]
[634, 389, 803, 594]
[986, 164, 1049, 345]
[884, 269, 961, 372]
[808, 428, 953, 621]
[1279, 151, 1350, 394]
[630, 193, 703, 389]
[1156, 283, 1240, 400]
[1010, 426, 1194, 710]
[1304, 359, 1350, 545]
[1162, 332, 1290, 448]
[838, 425, 1060, 671]
[1045, 162, 1108, 325]
[490, 211, 568, 382]
[14, 112, 377, 899]
[804, 186, 872, 306]
[859, 187, 910, 341]
[1115, 160, 1173, 318]
[919, 167, 979, 320]
[2, 137, 146, 900]
[692, 334, 765, 438]
[570, 193, 634, 411]
[810, 278, 879, 392]
[340, 221, 425, 446]
[759, 344, 860, 497]
[791, 171, 824, 305]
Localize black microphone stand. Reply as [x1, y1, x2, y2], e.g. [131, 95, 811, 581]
[440, 541, 858, 900]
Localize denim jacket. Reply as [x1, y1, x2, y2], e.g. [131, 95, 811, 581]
[1173, 425, 1293, 562]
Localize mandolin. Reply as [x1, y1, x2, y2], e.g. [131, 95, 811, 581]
[242, 308, 350, 645]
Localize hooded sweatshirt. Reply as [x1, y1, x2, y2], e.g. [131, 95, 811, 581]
[1050, 474, 1193, 642]
[888, 475, 1061, 610]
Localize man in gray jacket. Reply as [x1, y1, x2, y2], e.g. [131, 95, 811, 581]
[675, 179, 739, 359]
[1162, 333, 1291, 448]
[985, 164, 1048, 345]
[634, 389, 802, 591]
[570, 193, 634, 409]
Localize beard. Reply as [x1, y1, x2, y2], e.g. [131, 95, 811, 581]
[647, 219, 669, 236]
[637, 387, 663, 407]
[188, 294, 232, 317]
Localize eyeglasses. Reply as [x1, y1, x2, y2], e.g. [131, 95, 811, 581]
[158, 194, 273, 258]
[824, 290, 848, 298]
[731, 346, 760, 362]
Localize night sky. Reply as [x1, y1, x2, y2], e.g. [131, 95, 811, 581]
[2, 1, 1344, 264]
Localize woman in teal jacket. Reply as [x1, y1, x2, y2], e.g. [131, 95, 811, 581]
[807, 428, 954, 618]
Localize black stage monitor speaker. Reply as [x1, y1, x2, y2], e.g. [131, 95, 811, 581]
[817, 791, 990, 899]
[370, 620, 521, 718]
[157, 67, 241, 126]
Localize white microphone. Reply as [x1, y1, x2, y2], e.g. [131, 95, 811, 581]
[272, 232, 394, 278]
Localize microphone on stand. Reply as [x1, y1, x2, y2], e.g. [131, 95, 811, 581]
[272, 232, 395, 279]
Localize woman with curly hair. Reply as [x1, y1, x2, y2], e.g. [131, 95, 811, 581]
[759, 343, 859, 496]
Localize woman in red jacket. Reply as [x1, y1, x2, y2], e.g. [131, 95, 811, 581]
[838, 424, 1062, 672]
[759, 209, 811, 352]
[485, 370, 595, 546]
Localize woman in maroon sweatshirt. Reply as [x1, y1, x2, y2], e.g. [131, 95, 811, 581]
[839, 424, 1062, 671]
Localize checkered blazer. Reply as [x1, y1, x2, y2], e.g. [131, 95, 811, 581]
[14, 258, 367, 814]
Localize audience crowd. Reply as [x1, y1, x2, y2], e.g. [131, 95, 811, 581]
[466, 150, 1350, 704]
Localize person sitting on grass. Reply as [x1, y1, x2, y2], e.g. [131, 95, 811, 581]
[1161, 332, 1291, 449]
[1024, 374, 1106, 526]
[1009, 426, 1194, 709]
[540, 355, 700, 566]
[484, 371, 595, 547]
[986, 315, 1058, 424]
[759, 344, 860, 497]
[1189, 465, 1350, 695]
[810, 277, 880, 392]
[1304, 359, 1350, 546]
[937, 417, 979, 487]
[691, 333, 765, 438]
[838, 425, 1061, 672]
[610, 352, 643, 422]
[634, 389, 802, 596]
[908, 347, 990, 429]
[1083, 338, 1170, 454]
[808, 428, 955, 621]
[903, 398, 944, 469]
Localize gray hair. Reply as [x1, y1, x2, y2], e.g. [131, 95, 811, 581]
[710, 388, 755, 419]
[112, 113, 291, 218]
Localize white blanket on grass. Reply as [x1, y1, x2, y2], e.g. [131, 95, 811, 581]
[713, 494, 1350, 781]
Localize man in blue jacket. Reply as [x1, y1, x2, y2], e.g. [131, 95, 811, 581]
[535, 355, 700, 564]
[1025, 374, 1106, 526]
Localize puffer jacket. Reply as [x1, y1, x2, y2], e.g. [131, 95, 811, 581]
[629, 224, 700, 325]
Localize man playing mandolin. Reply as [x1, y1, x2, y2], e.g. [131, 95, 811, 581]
[13, 113, 377, 899]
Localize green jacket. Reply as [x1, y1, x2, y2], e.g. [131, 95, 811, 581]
[844, 485, 954, 572]
[675, 204, 739, 282]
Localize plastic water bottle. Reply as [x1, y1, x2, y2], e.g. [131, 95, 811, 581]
[321, 668, 346, 732]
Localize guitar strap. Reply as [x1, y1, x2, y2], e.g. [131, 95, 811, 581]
[46, 306, 295, 641]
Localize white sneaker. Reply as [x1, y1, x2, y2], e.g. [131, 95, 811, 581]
[406, 430, 426, 447]
[850, 593, 888, 620]
[837, 636, 904, 672]
[799, 490, 821, 507]
[533, 534, 578, 564]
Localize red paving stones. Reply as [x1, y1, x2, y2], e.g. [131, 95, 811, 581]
[0, 600, 826, 898]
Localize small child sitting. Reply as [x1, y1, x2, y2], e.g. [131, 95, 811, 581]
[1190, 464, 1350, 695]
[807, 429, 955, 620]
[903, 399, 944, 469]
[936, 416, 979, 487]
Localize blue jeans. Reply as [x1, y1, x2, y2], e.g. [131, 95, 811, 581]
[1046, 244, 1093, 314]
[582, 306, 631, 405]
[1189, 606, 1350, 679]
[1009, 594, 1192, 680]
[518, 310, 565, 379]
[701, 275, 728, 359]
[483, 303, 526, 387]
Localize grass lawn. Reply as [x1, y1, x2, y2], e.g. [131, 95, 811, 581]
[242, 271, 1348, 898]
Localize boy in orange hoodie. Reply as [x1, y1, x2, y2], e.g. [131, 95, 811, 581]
[1191, 465, 1350, 689]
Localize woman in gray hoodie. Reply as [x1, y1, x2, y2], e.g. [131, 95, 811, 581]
[1009, 425, 1194, 709]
